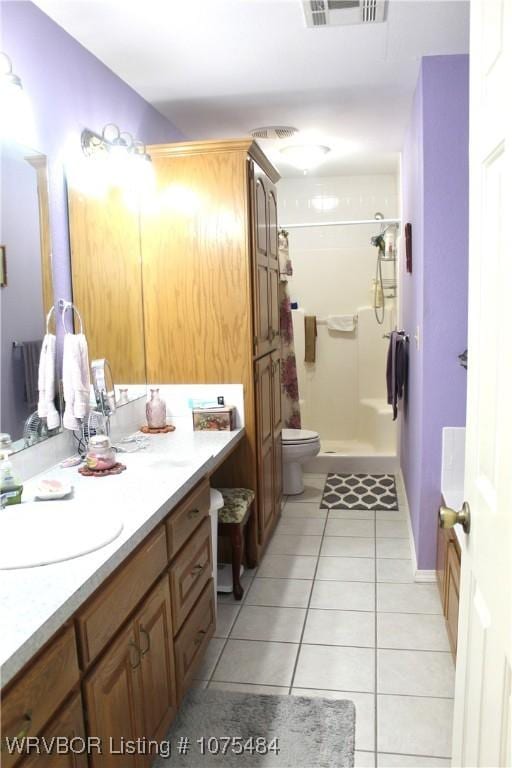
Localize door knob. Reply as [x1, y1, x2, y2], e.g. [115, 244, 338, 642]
[439, 502, 471, 534]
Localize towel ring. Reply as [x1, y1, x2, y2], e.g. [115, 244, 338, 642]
[60, 300, 84, 335]
[45, 305, 56, 334]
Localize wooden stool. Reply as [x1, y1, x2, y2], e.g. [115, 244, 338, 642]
[217, 488, 256, 600]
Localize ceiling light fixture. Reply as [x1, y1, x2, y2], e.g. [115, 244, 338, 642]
[280, 144, 331, 173]
[0, 52, 22, 90]
[81, 123, 151, 164]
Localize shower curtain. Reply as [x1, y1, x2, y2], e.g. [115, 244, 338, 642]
[278, 229, 301, 429]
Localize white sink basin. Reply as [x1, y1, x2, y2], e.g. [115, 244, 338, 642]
[0, 501, 123, 570]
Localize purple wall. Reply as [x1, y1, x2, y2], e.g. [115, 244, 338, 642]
[400, 55, 469, 570]
[1, 0, 183, 307]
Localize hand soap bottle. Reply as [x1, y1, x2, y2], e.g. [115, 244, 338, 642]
[0, 451, 23, 506]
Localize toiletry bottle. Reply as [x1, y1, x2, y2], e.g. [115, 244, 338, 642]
[0, 451, 23, 506]
[146, 388, 167, 429]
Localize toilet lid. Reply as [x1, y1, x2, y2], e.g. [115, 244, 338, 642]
[282, 428, 320, 445]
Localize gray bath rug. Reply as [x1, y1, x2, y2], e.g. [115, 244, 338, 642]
[153, 689, 355, 767]
[321, 473, 398, 510]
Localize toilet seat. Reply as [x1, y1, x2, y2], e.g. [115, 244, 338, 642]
[282, 428, 320, 446]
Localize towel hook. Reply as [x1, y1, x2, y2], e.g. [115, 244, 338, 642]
[59, 299, 84, 335]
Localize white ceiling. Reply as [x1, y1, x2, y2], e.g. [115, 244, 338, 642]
[34, 0, 469, 177]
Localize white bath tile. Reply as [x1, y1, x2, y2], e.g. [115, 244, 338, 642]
[214, 604, 241, 638]
[310, 581, 375, 612]
[265, 534, 322, 557]
[329, 509, 375, 520]
[325, 519, 375, 538]
[294, 644, 374, 692]
[376, 521, 409, 539]
[292, 688, 375, 751]
[376, 559, 414, 583]
[304, 608, 375, 647]
[377, 583, 443, 615]
[378, 754, 450, 767]
[288, 484, 324, 503]
[275, 517, 325, 536]
[377, 613, 451, 651]
[231, 605, 306, 643]
[378, 649, 455, 698]
[193, 638, 226, 681]
[355, 751, 376, 767]
[245, 577, 312, 608]
[208, 681, 288, 695]
[376, 538, 411, 559]
[213, 639, 299, 687]
[375, 509, 408, 521]
[377, 695, 453, 758]
[282, 502, 327, 519]
[316, 556, 375, 582]
[302, 474, 327, 487]
[321, 537, 375, 558]
[258, 554, 317, 580]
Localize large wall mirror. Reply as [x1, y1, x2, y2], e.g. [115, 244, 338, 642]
[0, 141, 60, 452]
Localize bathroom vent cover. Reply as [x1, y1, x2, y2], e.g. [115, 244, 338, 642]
[250, 126, 298, 140]
[303, 0, 386, 27]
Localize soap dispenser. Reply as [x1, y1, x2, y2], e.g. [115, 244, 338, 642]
[0, 450, 23, 506]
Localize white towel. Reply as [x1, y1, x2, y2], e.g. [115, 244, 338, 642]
[327, 314, 356, 332]
[63, 333, 90, 430]
[37, 334, 60, 430]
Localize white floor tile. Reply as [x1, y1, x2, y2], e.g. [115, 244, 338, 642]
[193, 638, 226, 681]
[213, 639, 299, 686]
[377, 753, 450, 767]
[245, 577, 312, 608]
[377, 583, 442, 615]
[376, 521, 409, 539]
[292, 688, 375, 751]
[294, 644, 375, 692]
[376, 559, 414, 583]
[377, 613, 451, 651]
[310, 580, 375, 612]
[325, 519, 375, 538]
[214, 604, 241, 638]
[288, 485, 324, 503]
[303, 609, 375, 647]
[378, 649, 455, 698]
[266, 534, 322, 556]
[282, 502, 327, 519]
[231, 605, 306, 642]
[376, 539, 411, 559]
[355, 751, 376, 767]
[217, 568, 256, 604]
[257, 554, 317, 580]
[302, 474, 327, 488]
[275, 517, 325, 536]
[208, 681, 289, 695]
[321, 536, 375, 558]
[375, 510, 408, 521]
[317, 556, 375, 582]
[329, 509, 375, 520]
[377, 695, 453, 758]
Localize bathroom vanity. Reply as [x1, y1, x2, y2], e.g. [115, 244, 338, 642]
[0, 425, 244, 767]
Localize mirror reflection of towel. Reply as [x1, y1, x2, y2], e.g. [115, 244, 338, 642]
[21, 340, 43, 410]
[304, 315, 317, 363]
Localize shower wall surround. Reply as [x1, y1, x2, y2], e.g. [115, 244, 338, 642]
[400, 55, 469, 571]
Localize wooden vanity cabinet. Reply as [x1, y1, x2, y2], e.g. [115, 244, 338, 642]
[436, 521, 461, 659]
[142, 138, 282, 560]
[19, 694, 88, 768]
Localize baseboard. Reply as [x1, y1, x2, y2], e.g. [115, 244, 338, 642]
[397, 469, 438, 584]
[413, 569, 437, 582]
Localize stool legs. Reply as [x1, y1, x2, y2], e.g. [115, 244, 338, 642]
[231, 524, 244, 600]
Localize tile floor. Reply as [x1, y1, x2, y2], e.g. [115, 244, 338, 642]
[195, 474, 454, 768]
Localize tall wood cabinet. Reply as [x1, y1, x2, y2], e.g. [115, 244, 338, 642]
[142, 139, 282, 559]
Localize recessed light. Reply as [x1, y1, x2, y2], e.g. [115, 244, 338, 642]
[280, 144, 330, 172]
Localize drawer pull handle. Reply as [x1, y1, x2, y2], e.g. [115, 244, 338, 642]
[191, 563, 205, 576]
[140, 626, 150, 656]
[187, 508, 201, 520]
[0, 712, 32, 752]
[128, 641, 142, 669]
[194, 629, 207, 646]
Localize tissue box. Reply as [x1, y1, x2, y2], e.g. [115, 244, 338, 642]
[192, 406, 236, 431]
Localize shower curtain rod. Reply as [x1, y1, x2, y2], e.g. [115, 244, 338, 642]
[281, 217, 400, 229]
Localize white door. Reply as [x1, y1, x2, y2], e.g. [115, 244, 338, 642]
[451, 0, 512, 765]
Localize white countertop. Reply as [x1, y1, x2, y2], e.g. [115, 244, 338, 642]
[0, 422, 244, 687]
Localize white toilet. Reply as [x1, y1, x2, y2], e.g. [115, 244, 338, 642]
[282, 428, 321, 495]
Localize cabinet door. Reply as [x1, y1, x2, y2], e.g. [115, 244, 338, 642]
[84, 624, 143, 768]
[267, 186, 280, 347]
[20, 694, 87, 768]
[255, 355, 274, 544]
[136, 577, 177, 745]
[271, 352, 283, 514]
[445, 541, 460, 659]
[251, 167, 271, 357]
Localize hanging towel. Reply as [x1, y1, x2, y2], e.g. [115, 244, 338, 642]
[304, 315, 317, 363]
[21, 340, 43, 410]
[37, 334, 60, 430]
[386, 331, 408, 421]
[326, 315, 356, 333]
[63, 333, 90, 430]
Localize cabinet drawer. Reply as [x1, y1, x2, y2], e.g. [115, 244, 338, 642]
[19, 693, 87, 768]
[174, 580, 215, 701]
[170, 518, 212, 632]
[166, 478, 210, 559]
[1, 627, 79, 768]
[77, 526, 167, 666]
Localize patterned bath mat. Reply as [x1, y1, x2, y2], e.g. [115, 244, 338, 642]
[321, 473, 398, 510]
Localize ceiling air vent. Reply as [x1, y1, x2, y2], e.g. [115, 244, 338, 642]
[302, 0, 386, 27]
[249, 126, 298, 140]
